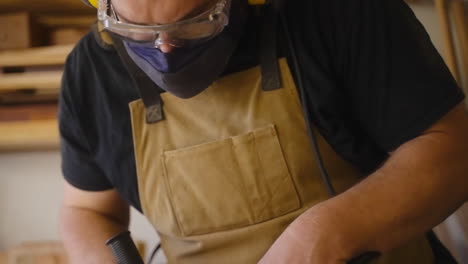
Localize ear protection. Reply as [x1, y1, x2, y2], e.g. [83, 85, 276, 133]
[82, 0, 265, 9]
[81, 0, 98, 8]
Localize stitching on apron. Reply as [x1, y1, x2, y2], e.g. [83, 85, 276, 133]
[267, 125, 302, 207]
[161, 152, 185, 236]
[250, 128, 272, 221]
[230, 137, 258, 224]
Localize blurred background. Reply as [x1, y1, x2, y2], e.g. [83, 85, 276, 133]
[0, 0, 467, 263]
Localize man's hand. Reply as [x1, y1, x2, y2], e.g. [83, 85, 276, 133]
[259, 204, 347, 264]
[260, 103, 468, 263]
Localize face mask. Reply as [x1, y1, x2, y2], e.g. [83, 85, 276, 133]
[124, 41, 209, 74]
[123, 1, 247, 99]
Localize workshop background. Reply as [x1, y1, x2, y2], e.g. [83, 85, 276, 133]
[0, 0, 467, 263]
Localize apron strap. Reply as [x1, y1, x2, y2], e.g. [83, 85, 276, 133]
[109, 33, 165, 124]
[259, 3, 282, 91]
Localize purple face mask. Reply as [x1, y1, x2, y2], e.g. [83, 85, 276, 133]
[122, 0, 247, 99]
[124, 41, 210, 73]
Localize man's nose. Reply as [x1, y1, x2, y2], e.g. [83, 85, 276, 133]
[156, 32, 175, 53]
[158, 43, 174, 53]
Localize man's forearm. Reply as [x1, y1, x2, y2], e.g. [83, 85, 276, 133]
[297, 104, 468, 259]
[60, 206, 129, 264]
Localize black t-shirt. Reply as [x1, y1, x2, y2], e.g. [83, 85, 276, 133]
[60, 0, 463, 214]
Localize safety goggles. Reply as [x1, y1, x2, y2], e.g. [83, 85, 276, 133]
[98, 0, 231, 48]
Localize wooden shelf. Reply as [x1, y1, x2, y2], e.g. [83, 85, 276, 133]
[38, 15, 96, 27]
[0, 0, 87, 152]
[0, 119, 59, 151]
[0, 45, 73, 67]
[0, 71, 62, 91]
[0, 0, 94, 14]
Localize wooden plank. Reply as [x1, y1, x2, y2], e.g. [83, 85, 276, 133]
[451, 0, 468, 85]
[0, 45, 73, 67]
[50, 28, 89, 45]
[0, 0, 93, 14]
[0, 12, 39, 50]
[434, 0, 460, 82]
[0, 252, 6, 264]
[0, 119, 59, 151]
[0, 71, 63, 91]
[0, 103, 58, 122]
[0, 92, 58, 104]
[38, 15, 96, 28]
[6, 241, 67, 264]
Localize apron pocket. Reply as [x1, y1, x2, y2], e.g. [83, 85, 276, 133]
[162, 124, 300, 236]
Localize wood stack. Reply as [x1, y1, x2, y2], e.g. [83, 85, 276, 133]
[434, 0, 468, 86]
[2, 241, 68, 264]
[39, 15, 95, 45]
[0, 12, 93, 151]
[0, 240, 147, 263]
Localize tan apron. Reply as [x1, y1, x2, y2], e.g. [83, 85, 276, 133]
[129, 58, 434, 263]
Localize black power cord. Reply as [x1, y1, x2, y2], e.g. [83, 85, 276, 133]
[106, 231, 144, 264]
[147, 243, 161, 264]
[278, 5, 380, 264]
[278, 7, 337, 197]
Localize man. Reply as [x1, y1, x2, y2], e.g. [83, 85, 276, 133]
[59, 0, 468, 263]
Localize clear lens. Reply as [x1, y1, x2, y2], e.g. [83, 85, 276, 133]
[110, 27, 157, 42]
[175, 18, 225, 38]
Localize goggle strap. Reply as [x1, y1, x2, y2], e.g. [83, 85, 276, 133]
[95, 23, 115, 46]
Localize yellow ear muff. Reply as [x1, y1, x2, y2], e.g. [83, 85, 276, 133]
[87, 0, 98, 8]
